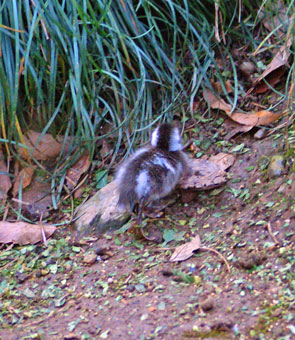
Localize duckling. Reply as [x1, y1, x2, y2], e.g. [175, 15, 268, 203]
[115, 123, 190, 223]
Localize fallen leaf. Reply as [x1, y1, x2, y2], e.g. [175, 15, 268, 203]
[203, 88, 231, 112]
[19, 130, 68, 160]
[225, 124, 253, 139]
[229, 110, 285, 126]
[211, 79, 233, 94]
[12, 165, 36, 197]
[66, 153, 90, 190]
[0, 221, 56, 245]
[21, 176, 52, 219]
[209, 153, 235, 171]
[170, 235, 201, 262]
[203, 89, 284, 126]
[179, 158, 227, 190]
[222, 118, 254, 139]
[0, 151, 12, 199]
[248, 38, 292, 95]
[250, 67, 286, 94]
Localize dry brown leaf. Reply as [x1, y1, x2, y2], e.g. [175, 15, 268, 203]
[170, 235, 201, 262]
[248, 39, 292, 95]
[211, 80, 233, 94]
[12, 165, 36, 197]
[179, 159, 227, 190]
[209, 153, 235, 171]
[226, 124, 253, 139]
[251, 67, 286, 94]
[203, 88, 232, 112]
[203, 89, 284, 126]
[222, 118, 254, 139]
[66, 153, 90, 190]
[20, 130, 67, 160]
[21, 177, 52, 219]
[0, 221, 56, 245]
[0, 151, 12, 199]
[230, 110, 285, 126]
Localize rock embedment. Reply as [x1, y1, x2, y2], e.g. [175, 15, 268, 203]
[74, 181, 129, 236]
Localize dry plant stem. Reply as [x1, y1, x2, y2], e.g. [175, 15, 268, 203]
[0, 256, 17, 269]
[266, 222, 279, 245]
[3, 203, 9, 221]
[200, 246, 231, 273]
[39, 213, 47, 247]
[11, 198, 30, 205]
[182, 139, 193, 150]
[156, 246, 231, 272]
[0, 242, 14, 254]
[64, 174, 89, 201]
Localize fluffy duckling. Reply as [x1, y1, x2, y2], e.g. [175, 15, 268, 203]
[115, 123, 189, 223]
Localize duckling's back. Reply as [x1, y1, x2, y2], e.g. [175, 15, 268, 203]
[115, 123, 189, 211]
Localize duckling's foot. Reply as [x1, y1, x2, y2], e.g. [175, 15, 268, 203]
[144, 197, 176, 218]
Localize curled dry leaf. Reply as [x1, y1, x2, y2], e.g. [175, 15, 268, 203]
[179, 158, 227, 190]
[170, 235, 201, 262]
[203, 88, 231, 112]
[66, 153, 90, 190]
[203, 89, 284, 126]
[0, 151, 12, 199]
[20, 130, 68, 160]
[12, 165, 36, 197]
[248, 38, 292, 95]
[0, 221, 56, 245]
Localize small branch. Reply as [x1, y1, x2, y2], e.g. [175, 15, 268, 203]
[266, 222, 280, 245]
[39, 213, 47, 247]
[154, 245, 231, 273]
[0, 256, 18, 269]
[200, 246, 231, 273]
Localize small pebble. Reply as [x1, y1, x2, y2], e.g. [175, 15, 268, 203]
[83, 253, 97, 265]
[268, 155, 285, 179]
[239, 61, 256, 73]
[63, 333, 81, 340]
[254, 128, 267, 139]
[200, 296, 215, 311]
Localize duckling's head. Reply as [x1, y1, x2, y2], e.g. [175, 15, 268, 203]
[150, 123, 182, 151]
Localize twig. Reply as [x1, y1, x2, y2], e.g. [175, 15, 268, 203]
[39, 213, 47, 247]
[182, 139, 193, 150]
[154, 245, 231, 272]
[266, 222, 280, 245]
[0, 242, 14, 255]
[0, 256, 18, 269]
[200, 246, 231, 273]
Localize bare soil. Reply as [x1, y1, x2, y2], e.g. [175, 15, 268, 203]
[1, 130, 295, 340]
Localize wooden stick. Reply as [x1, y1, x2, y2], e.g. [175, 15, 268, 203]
[200, 246, 231, 273]
[266, 222, 279, 245]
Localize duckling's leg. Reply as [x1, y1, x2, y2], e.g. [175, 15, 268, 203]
[136, 196, 150, 226]
[136, 199, 144, 226]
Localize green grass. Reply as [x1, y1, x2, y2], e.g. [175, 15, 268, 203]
[0, 0, 294, 214]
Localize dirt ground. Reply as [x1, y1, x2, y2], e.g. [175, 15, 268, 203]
[1, 127, 295, 340]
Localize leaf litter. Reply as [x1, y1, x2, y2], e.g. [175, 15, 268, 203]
[0, 221, 56, 245]
[203, 88, 285, 126]
[1, 10, 295, 340]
